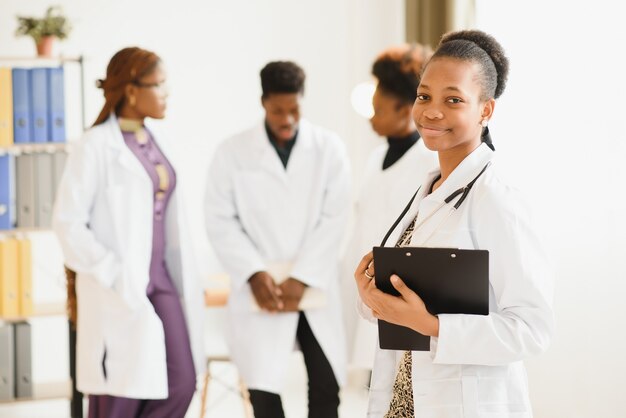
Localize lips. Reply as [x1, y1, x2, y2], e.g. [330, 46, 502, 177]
[419, 123, 450, 137]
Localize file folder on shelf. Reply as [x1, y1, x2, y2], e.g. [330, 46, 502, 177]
[11, 68, 30, 144]
[52, 151, 67, 201]
[0, 238, 19, 317]
[0, 154, 15, 230]
[29, 68, 49, 143]
[16, 239, 33, 316]
[14, 321, 33, 398]
[35, 152, 54, 228]
[0, 67, 13, 147]
[47, 67, 66, 143]
[16, 153, 36, 228]
[0, 323, 15, 400]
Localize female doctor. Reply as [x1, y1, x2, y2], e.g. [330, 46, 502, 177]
[354, 30, 555, 418]
[53, 47, 204, 418]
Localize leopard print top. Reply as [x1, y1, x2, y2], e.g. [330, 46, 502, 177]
[384, 215, 418, 417]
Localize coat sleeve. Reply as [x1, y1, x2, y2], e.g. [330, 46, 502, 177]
[432, 186, 555, 365]
[204, 143, 266, 291]
[52, 138, 121, 288]
[290, 137, 352, 290]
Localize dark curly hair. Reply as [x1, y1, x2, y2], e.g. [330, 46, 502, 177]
[372, 43, 432, 105]
[260, 61, 305, 98]
[432, 29, 509, 100]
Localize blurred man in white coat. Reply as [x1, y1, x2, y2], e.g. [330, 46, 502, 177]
[204, 61, 351, 418]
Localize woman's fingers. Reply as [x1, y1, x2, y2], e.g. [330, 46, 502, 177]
[355, 251, 374, 279]
[390, 274, 417, 302]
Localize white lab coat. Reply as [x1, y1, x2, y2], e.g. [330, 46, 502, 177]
[360, 143, 555, 418]
[204, 119, 351, 393]
[342, 139, 437, 369]
[52, 116, 205, 399]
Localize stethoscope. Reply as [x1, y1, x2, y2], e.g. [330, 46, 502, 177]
[380, 162, 491, 247]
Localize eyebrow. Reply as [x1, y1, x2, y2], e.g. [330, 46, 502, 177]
[418, 84, 464, 94]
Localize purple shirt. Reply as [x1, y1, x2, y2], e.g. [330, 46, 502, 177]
[122, 128, 177, 294]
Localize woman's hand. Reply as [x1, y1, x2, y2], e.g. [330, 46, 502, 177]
[354, 252, 378, 309]
[354, 252, 439, 337]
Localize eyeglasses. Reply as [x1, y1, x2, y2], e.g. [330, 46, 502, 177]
[132, 80, 168, 94]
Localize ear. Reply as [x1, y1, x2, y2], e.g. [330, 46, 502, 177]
[124, 83, 137, 100]
[481, 98, 496, 121]
[398, 102, 413, 119]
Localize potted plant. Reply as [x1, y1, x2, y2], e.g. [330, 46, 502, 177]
[15, 6, 71, 57]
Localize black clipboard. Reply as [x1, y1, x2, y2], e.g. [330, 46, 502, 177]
[373, 246, 489, 351]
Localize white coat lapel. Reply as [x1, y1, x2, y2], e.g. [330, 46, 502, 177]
[285, 119, 314, 177]
[426, 143, 493, 206]
[410, 144, 494, 246]
[253, 122, 290, 184]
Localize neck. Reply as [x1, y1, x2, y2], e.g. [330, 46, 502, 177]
[118, 117, 144, 132]
[433, 140, 482, 191]
[118, 105, 145, 124]
[389, 128, 418, 141]
[391, 121, 417, 138]
[273, 138, 290, 149]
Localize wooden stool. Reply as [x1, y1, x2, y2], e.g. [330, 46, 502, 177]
[199, 287, 253, 418]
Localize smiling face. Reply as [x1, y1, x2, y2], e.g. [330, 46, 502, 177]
[412, 57, 494, 157]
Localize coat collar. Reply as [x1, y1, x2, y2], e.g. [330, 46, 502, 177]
[249, 118, 314, 152]
[102, 114, 172, 177]
[419, 143, 495, 204]
[382, 143, 494, 245]
[249, 118, 314, 183]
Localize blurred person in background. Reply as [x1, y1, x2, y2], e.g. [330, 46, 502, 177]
[53, 47, 204, 418]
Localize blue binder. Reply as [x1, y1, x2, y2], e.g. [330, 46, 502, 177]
[11, 69, 30, 144]
[29, 68, 48, 143]
[0, 154, 14, 230]
[47, 67, 66, 143]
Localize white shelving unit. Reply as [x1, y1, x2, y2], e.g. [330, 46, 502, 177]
[0, 55, 85, 418]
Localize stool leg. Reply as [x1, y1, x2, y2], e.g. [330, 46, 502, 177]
[239, 378, 253, 418]
[198, 362, 211, 418]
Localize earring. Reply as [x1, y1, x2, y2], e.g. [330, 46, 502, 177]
[129, 96, 136, 107]
[481, 119, 488, 127]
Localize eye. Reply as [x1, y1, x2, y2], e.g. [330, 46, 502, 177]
[416, 94, 429, 101]
[446, 97, 463, 104]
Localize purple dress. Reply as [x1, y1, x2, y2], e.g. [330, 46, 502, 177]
[88, 127, 196, 418]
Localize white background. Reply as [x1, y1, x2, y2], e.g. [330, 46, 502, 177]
[475, 1, 626, 417]
[1, 0, 625, 416]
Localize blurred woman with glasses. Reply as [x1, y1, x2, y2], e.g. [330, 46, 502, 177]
[53, 47, 204, 418]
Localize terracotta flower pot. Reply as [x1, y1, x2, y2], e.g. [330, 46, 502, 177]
[36, 35, 57, 57]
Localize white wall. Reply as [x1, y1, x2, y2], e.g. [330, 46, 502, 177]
[0, 0, 405, 389]
[1, 0, 407, 276]
[475, 1, 626, 417]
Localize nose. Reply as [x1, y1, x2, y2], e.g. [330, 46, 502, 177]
[413, 101, 443, 123]
[280, 114, 294, 126]
[160, 83, 170, 99]
[422, 106, 443, 120]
